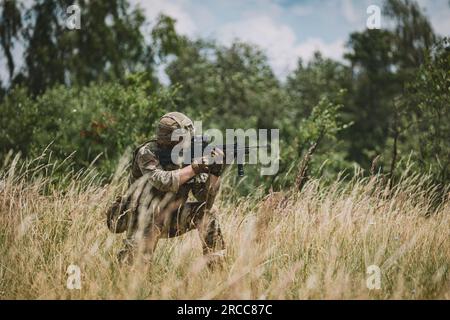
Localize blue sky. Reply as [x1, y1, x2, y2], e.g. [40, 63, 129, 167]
[135, 0, 450, 78]
[1, 0, 449, 84]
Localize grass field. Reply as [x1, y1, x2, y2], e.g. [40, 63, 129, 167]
[1, 154, 449, 299]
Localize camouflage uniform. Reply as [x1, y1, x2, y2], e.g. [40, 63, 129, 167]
[108, 113, 225, 265]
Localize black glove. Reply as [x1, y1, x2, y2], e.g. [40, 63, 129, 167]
[208, 148, 225, 177]
[192, 148, 225, 176]
[192, 157, 210, 174]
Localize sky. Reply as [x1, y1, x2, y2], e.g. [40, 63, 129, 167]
[134, 0, 450, 79]
[1, 0, 449, 84]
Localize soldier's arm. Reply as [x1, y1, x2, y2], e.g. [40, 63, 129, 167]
[179, 166, 197, 185]
[137, 147, 196, 192]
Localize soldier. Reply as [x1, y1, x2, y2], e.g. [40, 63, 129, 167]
[107, 112, 226, 267]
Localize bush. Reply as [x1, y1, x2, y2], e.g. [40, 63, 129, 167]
[0, 78, 177, 176]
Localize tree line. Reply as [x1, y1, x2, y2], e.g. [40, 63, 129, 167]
[0, 0, 449, 194]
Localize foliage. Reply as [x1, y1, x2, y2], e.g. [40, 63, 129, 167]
[1, 0, 449, 300]
[0, 1, 181, 95]
[344, 29, 400, 166]
[0, 0, 23, 79]
[0, 0, 448, 189]
[401, 39, 450, 186]
[166, 40, 284, 130]
[0, 80, 176, 175]
[278, 90, 352, 189]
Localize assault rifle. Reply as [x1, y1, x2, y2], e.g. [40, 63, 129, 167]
[156, 135, 269, 177]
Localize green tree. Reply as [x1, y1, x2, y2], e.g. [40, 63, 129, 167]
[286, 52, 351, 118]
[0, 80, 5, 101]
[17, 0, 152, 95]
[296, 94, 351, 189]
[0, 0, 23, 80]
[343, 0, 437, 173]
[166, 40, 284, 130]
[0, 2, 187, 95]
[151, 14, 185, 62]
[402, 39, 450, 186]
[0, 80, 177, 175]
[0, 87, 37, 156]
[381, 0, 437, 180]
[344, 29, 400, 167]
[384, 0, 436, 71]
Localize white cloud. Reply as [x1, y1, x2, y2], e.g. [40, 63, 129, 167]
[5, 0, 445, 86]
[341, 0, 359, 24]
[218, 15, 298, 78]
[290, 5, 314, 17]
[240, 0, 284, 18]
[433, 12, 450, 35]
[218, 15, 346, 79]
[396, 0, 450, 36]
[0, 62, 7, 85]
[295, 38, 346, 63]
[128, 0, 447, 82]
[131, 0, 197, 36]
[428, 3, 450, 36]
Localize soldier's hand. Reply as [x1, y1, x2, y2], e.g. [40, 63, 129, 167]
[191, 148, 225, 176]
[192, 156, 210, 174]
[209, 148, 225, 177]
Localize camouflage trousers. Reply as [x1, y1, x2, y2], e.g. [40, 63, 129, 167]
[111, 177, 226, 265]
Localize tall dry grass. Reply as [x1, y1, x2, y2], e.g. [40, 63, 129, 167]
[0, 153, 449, 299]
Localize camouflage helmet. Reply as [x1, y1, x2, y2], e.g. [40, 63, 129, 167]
[156, 112, 194, 147]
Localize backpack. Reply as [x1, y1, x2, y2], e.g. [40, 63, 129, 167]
[105, 140, 152, 234]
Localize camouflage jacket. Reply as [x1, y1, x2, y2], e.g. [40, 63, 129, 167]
[107, 140, 211, 234]
[130, 140, 209, 201]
